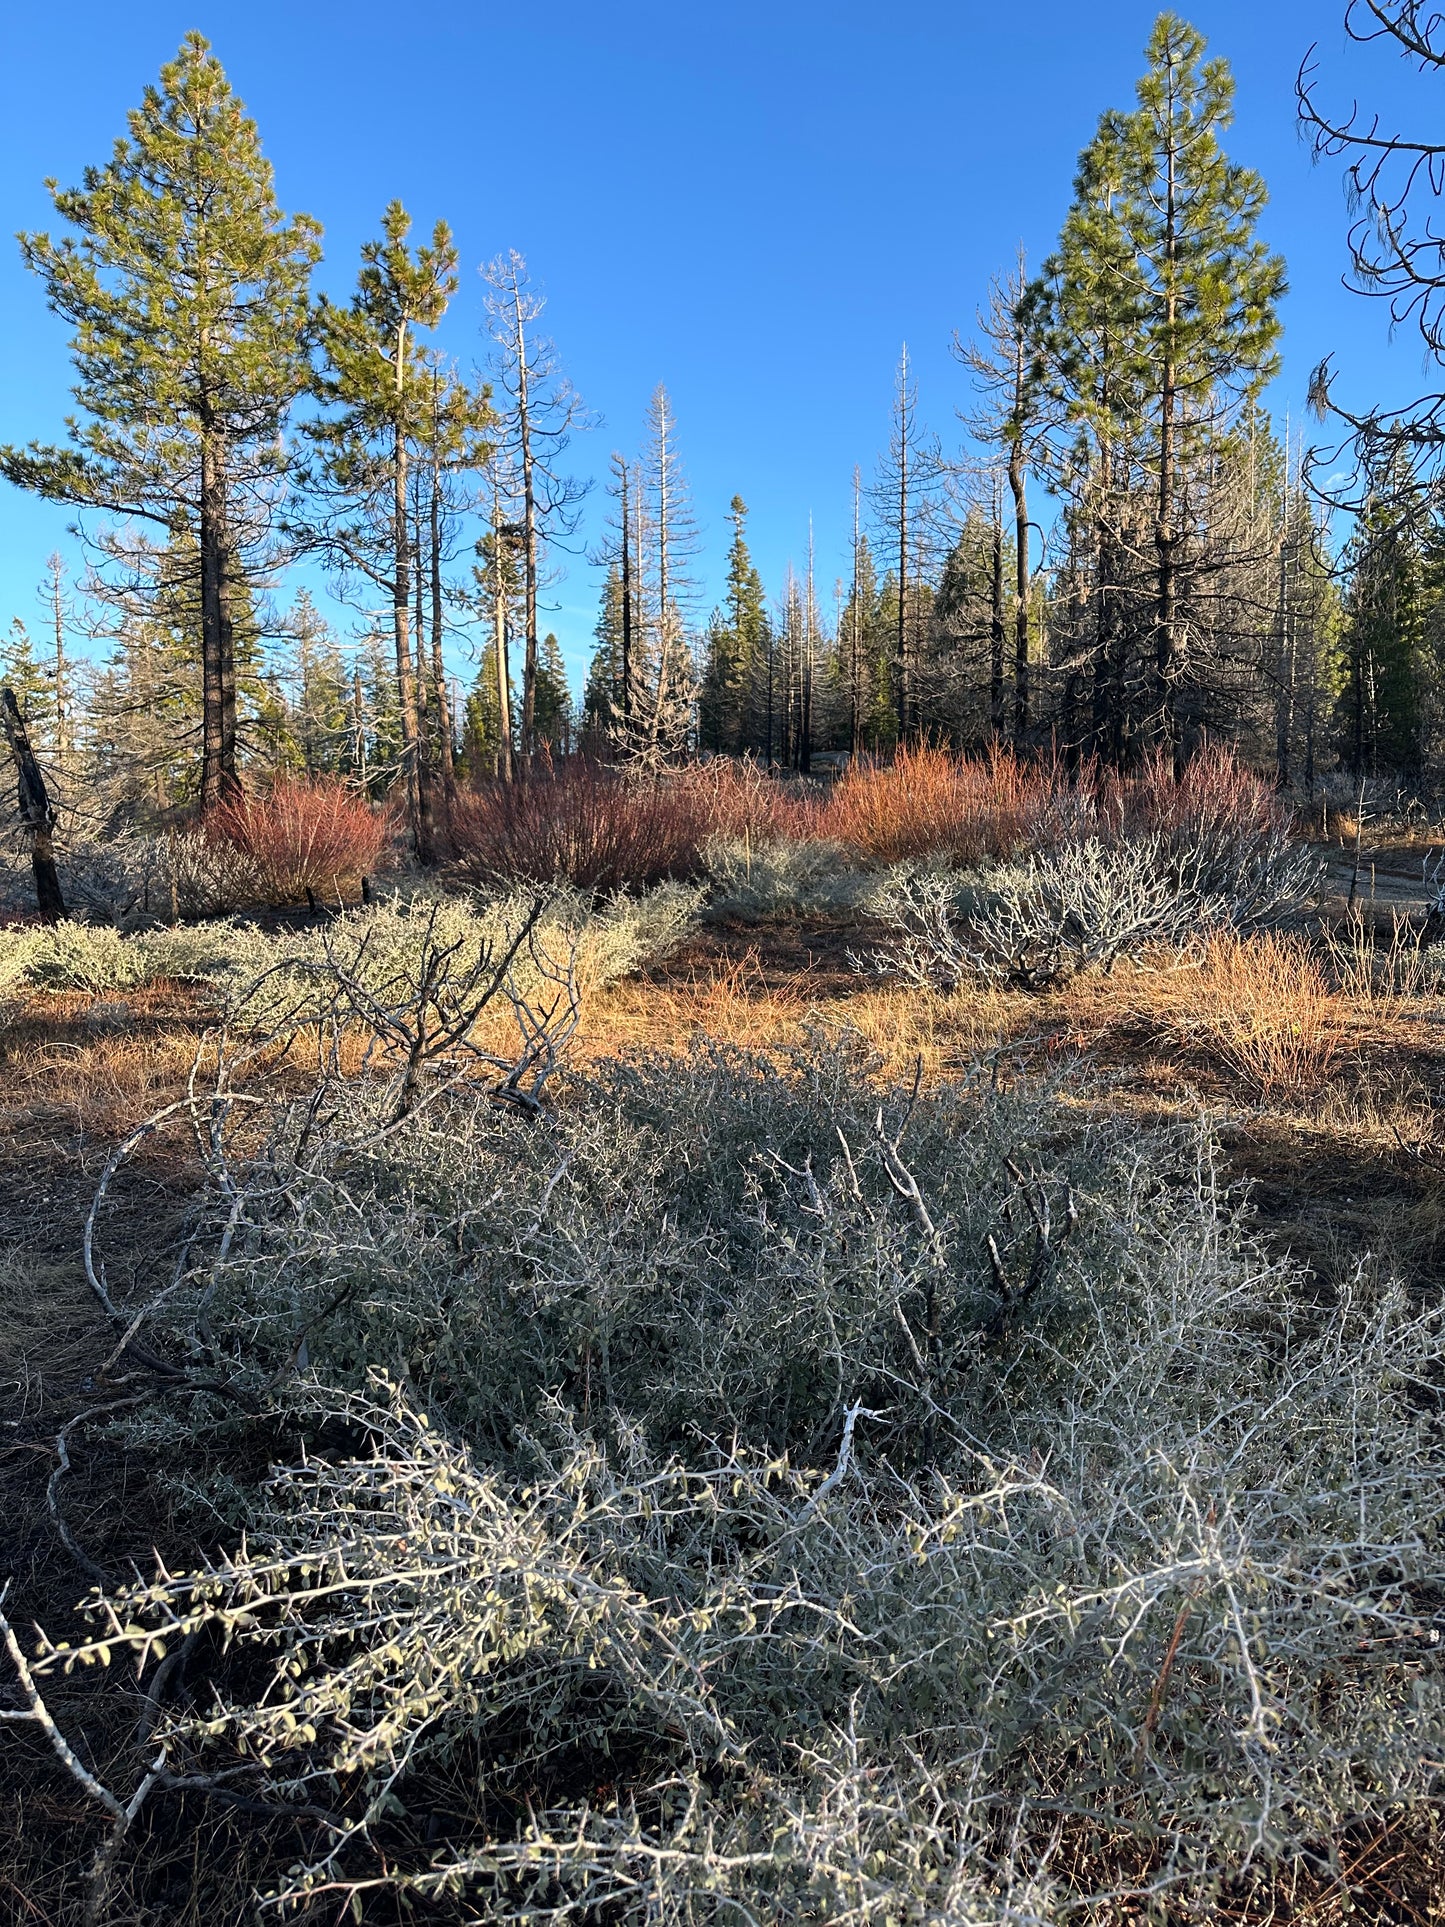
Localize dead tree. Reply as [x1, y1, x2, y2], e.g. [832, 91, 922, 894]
[2, 686, 65, 922]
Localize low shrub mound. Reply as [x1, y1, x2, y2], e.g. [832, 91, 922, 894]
[452, 758, 714, 891]
[864, 813, 1323, 990]
[0, 883, 703, 1009]
[33, 1017, 1443, 1922]
[205, 777, 390, 908]
[822, 743, 1057, 865]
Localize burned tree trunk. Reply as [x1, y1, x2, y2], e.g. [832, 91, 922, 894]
[2, 687, 65, 923]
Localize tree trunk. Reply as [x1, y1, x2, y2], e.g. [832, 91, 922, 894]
[619, 460, 633, 727]
[1274, 534, 1294, 788]
[989, 488, 1006, 738]
[49, 558, 71, 773]
[199, 428, 239, 809]
[1009, 434, 1030, 746]
[1156, 357, 1179, 763]
[429, 451, 455, 807]
[392, 330, 433, 861]
[513, 291, 540, 759]
[2, 688, 65, 922]
[493, 499, 514, 783]
[648, 411, 672, 753]
[353, 665, 368, 789]
[1155, 105, 1180, 769]
[896, 431, 909, 743]
[849, 469, 862, 757]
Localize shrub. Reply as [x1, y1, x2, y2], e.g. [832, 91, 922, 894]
[207, 778, 389, 908]
[54, 1041, 1445, 1919]
[1104, 743, 1287, 843]
[675, 756, 824, 842]
[866, 826, 1322, 991]
[704, 834, 863, 919]
[453, 760, 712, 891]
[23, 920, 150, 993]
[822, 743, 1056, 865]
[160, 825, 262, 918]
[0, 926, 42, 993]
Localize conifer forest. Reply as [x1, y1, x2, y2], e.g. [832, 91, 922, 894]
[2, 10, 1444, 1925]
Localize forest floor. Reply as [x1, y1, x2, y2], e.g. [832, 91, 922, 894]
[2, 847, 1444, 1923]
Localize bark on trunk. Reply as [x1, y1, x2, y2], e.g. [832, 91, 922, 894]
[1155, 107, 1181, 770]
[392, 330, 433, 861]
[513, 295, 540, 759]
[2, 688, 65, 922]
[199, 429, 239, 810]
[1009, 436, 1030, 746]
[493, 501, 514, 784]
[430, 456, 455, 807]
[896, 440, 909, 742]
[989, 496, 1006, 738]
[619, 462, 633, 726]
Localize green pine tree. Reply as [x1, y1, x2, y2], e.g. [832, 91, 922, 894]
[1119, 13, 1286, 748]
[584, 565, 625, 740]
[1341, 481, 1426, 778]
[1, 33, 321, 808]
[1, 621, 52, 739]
[460, 646, 510, 778]
[1029, 14, 1286, 763]
[699, 496, 768, 753]
[305, 202, 460, 855]
[533, 632, 573, 752]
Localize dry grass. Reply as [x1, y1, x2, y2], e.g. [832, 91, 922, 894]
[1130, 931, 1345, 1101]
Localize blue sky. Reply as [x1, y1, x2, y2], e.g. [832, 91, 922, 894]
[0, 0, 1438, 693]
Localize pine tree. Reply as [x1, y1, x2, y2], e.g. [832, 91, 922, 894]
[699, 496, 767, 752]
[633, 386, 699, 761]
[408, 358, 493, 807]
[871, 348, 946, 740]
[1119, 13, 1286, 753]
[961, 254, 1041, 744]
[1029, 16, 1285, 765]
[1341, 476, 1426, 777]
[305, 202, 459, 857]
[481, 253, 589, 760]
[1, 622, 52, 742]
[584, 564, 626, 740]
[533, 632, 573, 752]
[460, 645, 508, 779]
[931, 506, 1005, 745]
[1, 34, 321, 807]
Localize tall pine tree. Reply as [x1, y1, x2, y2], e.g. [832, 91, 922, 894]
[1, 34, 321, 807]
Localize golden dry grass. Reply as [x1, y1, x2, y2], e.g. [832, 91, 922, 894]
[1147, 930, 1346, 1101]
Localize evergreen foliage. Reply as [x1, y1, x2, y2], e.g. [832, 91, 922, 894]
[1, 33, 321, 807]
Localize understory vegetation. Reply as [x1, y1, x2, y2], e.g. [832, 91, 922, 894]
[2, 751, 1443, 1924]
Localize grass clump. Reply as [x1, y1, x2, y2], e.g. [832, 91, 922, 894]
[1165, 929, 1345, 1099]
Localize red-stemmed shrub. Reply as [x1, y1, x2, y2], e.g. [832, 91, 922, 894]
[208, 779, 390, 907]
[673, 758, 825, 843]
[1100, 745, 1287, 843]
[451, 759, 712, 892]
[821, 744, 1058, 865]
